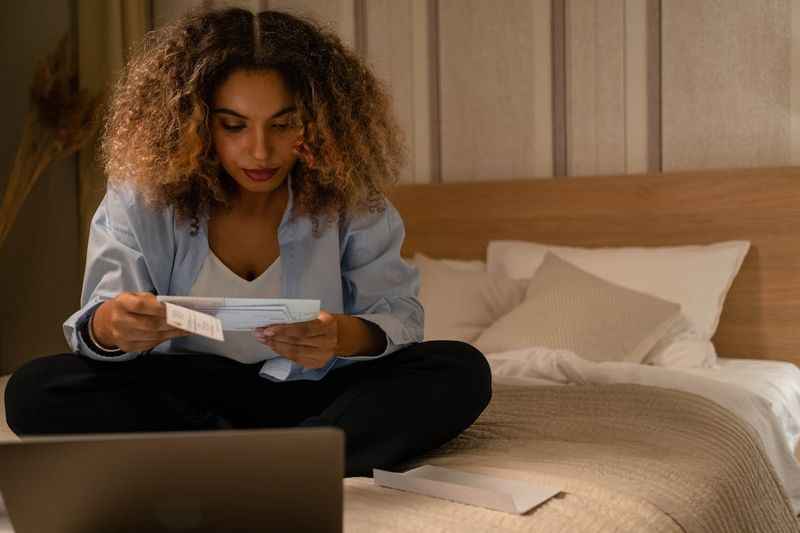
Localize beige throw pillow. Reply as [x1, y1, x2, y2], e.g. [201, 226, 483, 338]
[413, 252, 527, 343]
[487, 239, 748, 341]
[474, 252, 682, 363]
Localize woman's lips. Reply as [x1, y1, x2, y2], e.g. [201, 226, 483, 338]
[243, 168, 279, 181]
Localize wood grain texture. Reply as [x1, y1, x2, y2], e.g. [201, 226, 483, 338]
[662, 0, 791, 171]
[388, 167, 800, 364]
[438, 0, 552, 181]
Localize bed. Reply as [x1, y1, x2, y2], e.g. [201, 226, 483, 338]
[2, 167, 800, 531]
[341, 167, 800, 532]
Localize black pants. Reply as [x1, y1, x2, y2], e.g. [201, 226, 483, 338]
[4, 340, 491, 477]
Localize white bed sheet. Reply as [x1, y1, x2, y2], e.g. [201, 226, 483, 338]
[682, 357, 800, 460]
[485, 348, 800, 513]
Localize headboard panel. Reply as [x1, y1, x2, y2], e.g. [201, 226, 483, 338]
[387, 167, 800, 364]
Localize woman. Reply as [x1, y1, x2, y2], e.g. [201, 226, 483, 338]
[4, 7, 491, 477]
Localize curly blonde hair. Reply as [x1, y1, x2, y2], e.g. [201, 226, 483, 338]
[101, 7, 405, 236]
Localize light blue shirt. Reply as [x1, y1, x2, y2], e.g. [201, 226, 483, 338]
[63, 172, 424, 381]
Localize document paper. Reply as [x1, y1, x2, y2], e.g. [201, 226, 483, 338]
[158, 296, 321, 331]
[164, 302, 224, 342]
[373, 465, 562, 514]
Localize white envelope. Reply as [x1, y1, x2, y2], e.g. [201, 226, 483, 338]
[157, 297, 320, 330]
[373, 465, 561, 514]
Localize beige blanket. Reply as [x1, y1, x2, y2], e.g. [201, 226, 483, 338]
[344, 384, 800, 533]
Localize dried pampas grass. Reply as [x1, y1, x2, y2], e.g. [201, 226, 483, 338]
[0, 33, 103, 249]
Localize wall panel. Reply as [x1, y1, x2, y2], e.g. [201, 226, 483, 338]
[364, 0, 437, 184]
[0, 0, 80, 372]
[438, 0, 552, 182]
[565, 0, 625, 176]
[364, 1, 416, 183]
[153, 0, 205, 28]
[268, 0, 357, 49]
[662, 0, 791, 171]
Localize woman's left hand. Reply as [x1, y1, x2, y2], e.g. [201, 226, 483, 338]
[254, 310, 339, 369]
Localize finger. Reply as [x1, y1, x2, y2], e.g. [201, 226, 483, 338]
[268, 333, 330, 348]
[266, 338, 331, 361]
[120, 314, 174, 333]
[160, 327, 189, 336]
[257, 330, 333, 349]
[120, 331, 171, 343]
[294, 359, 325, 370]
[120, 329, 186, 351]
[260, 321, 318, 339]
[118, 322, 183, 342]
[261, 314, 331, 338]
[162, 329, 191, 340]
[265, 347, 325, 370]
[276, 311, 335, 338]
[117, 292, 166, 317]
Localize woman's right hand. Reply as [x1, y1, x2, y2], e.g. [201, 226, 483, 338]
[91, 292, 189, 352]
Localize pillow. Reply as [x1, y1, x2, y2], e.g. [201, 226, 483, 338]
[486, 239, 749, 341]
[642, 313, 718, 368]
[413, 252, 527, 343]
[474, 252, 682, 363]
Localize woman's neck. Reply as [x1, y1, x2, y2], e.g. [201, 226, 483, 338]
[230, 180, 288, 219]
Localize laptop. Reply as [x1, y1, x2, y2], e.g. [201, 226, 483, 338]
[0, 427, 344, 533]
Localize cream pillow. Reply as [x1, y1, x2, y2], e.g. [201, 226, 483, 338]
[487, 239, 749, 341]
[642, 313, 717, 368]
[413, 252, 527, 343]
[474, 252, 682, 363]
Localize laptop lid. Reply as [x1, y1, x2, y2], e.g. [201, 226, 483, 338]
[0, 427, 344, 533]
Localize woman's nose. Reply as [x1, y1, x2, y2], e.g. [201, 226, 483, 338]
[249, 127, 272, 161]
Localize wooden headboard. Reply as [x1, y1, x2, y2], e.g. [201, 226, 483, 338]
[387, 167, 800, 365]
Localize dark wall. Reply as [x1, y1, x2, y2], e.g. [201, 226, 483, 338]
[0, 0, 81, 373]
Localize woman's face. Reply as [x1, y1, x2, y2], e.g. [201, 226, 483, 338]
[210, 69, 302, 198]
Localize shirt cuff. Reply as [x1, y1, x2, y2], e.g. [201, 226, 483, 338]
[338, 313, 416, 361]
[258, 356, 337, 382]
[258, 357, 293, 381]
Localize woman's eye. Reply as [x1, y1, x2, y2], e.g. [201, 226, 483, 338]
[272, 123, 290, 130]
[221, 123, 245, 132]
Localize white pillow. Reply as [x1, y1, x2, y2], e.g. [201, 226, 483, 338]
[487, 240, 749, 341]
[474, 252, 682, 363]
[412, 252, 527, 343]
[642, 313, 717, 368]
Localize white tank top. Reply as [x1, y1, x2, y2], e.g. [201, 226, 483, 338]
[170, 249, 283, 364]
